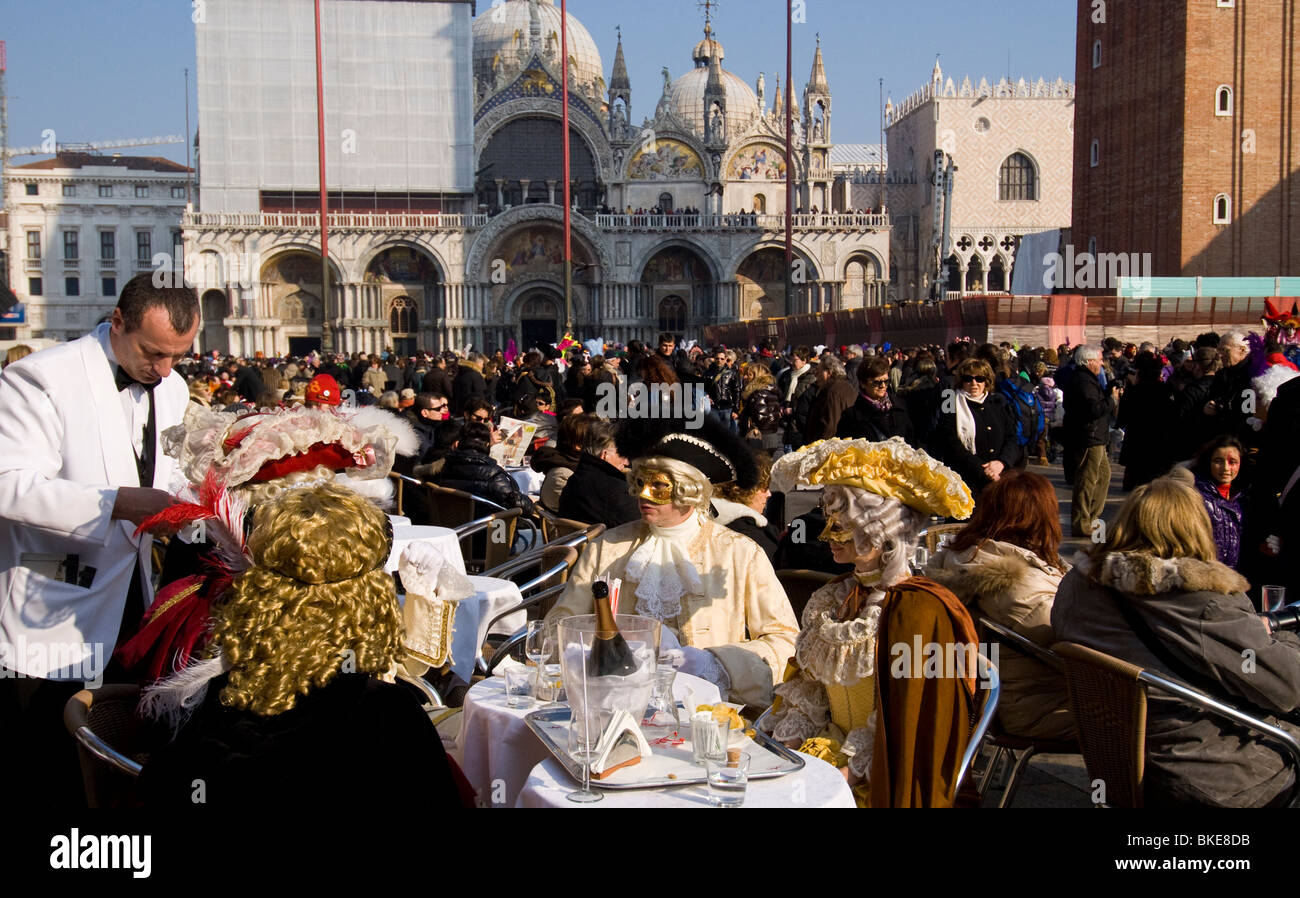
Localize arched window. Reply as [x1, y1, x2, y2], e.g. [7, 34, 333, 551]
[753, 193, 767, 213]
[390, 296, 417, 335]
[1090, 139, 1100, 167]
[1213, 194, 1231, 224]
[1092, 39, 1102, 68]
[1216, 85, 1233, 116]
[657, 296, 687, 334]
[999, 152, 1037, 201]
[658, 192, 674, 213]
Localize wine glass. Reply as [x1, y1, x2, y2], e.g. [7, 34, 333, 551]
[525, 620, 548, 695]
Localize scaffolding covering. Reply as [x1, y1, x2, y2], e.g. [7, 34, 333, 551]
[196, 0, 474, 212]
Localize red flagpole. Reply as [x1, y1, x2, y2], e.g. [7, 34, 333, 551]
[561, 0, 573, 337]
[785, 0, 794, 321]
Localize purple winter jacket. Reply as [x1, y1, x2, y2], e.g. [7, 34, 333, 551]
[1196, 476, 1244, 570]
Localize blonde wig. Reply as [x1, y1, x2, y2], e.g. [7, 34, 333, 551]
[627, 456, 713, 511]
[214, 483, 402, 716]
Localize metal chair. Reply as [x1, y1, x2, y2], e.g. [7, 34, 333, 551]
[552, 515, 596, 539]
[62, 685, 145, 807]
[955, 652, 1001, 800]
[477, 583, 569, 677]
[973, 618, 1080, 807]
[774, 569, 835, 623]
[454, 506, 522, 572]
[1052, 640, 1300, 807]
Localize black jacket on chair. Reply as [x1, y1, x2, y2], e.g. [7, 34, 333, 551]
[558, 453, 640, 528]
[434, 448, 535, 516]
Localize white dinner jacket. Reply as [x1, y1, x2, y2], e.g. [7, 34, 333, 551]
[0, 324, 187, 679]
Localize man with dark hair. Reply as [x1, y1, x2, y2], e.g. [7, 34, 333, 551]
[0, 271, 197, 805]
[559, 419, 639, 527]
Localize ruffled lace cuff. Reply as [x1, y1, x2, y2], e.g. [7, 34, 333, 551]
[794, 605, 882, 686]
[843, 718, 877, 779]
[768, 675, 829, 741]
[771, 708, 821, 743]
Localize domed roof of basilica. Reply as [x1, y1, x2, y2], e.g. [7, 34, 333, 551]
[473, 0, 605, 94]
[668, 27, 760, 136]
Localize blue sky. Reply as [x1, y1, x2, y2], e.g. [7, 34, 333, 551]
[1, 0, 1076, 166]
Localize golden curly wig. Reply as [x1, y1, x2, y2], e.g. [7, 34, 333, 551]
[214, 483, 402, 716]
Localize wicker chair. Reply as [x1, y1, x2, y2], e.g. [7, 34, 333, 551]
[63, 685, 147, 808]
[1051, 641, 1156, 807]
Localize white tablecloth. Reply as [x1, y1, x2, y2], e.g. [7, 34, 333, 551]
[450, 575, 525, 680]
[506, 467, 544, 496]
[386, 525, 465, 576]
[516, 752, 856, 808]
[387, 514, 412, 528]
[455, 672, 721, 808]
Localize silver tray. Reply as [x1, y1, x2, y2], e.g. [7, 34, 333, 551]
[523, 705, 805, 790]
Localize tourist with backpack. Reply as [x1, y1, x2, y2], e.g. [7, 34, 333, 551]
[997, 370, 1046, 469]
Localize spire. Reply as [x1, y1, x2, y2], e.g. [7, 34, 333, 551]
[772, 73, 783, 116]
[610, 25, 630, 90]
[807, 33, 829, 93]
[932, 55, 942, 85]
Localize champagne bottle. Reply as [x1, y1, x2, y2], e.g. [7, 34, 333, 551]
[587, 581, 637, 676]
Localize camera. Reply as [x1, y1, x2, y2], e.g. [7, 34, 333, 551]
[1264, 602, 1300, 633]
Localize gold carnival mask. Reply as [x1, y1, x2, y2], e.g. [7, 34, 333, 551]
[819, 512, 856, 545]
[633, 468, 676, 505]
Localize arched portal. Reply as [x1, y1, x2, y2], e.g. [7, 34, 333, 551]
[736, 247, 817, 319]
[261, 251, 330, 356]
[518, 290, 562, 352]
[640, 245, 714, 337]
[477, 117, 601, 211]
[200, 289, 229, 355]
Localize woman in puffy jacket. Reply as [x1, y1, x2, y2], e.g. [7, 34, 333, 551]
[433, 421, 536, 517]
[926, 469, 1073, 740]
[737, 361, 784, 451]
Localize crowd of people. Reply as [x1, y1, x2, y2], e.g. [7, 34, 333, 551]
[4, 269, 1300, 808]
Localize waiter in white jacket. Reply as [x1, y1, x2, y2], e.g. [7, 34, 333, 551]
[0, 272, 197, 805]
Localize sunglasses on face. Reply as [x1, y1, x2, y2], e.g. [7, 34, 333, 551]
[867, 377, 889, 386]
[430, 403, 448, 412]
[471, 414, 492, 423]
[960, 375, 988, 384]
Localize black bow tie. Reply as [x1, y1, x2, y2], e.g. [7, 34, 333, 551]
[115, 366, 158, 393]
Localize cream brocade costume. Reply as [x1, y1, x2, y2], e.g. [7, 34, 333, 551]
[768, 576, 882, 782]
[546, 516, 798, 708]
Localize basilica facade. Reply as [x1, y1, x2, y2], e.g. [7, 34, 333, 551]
[187, 0, 889, 357]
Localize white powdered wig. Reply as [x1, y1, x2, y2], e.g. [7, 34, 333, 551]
[822, 484, 926, 587]
[348, 404, 419, 457]
[1252, 364, 1299, 412]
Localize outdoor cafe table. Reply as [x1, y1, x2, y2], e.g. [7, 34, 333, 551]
[516, 751, 857, 808]
[455, 672, 722, 808]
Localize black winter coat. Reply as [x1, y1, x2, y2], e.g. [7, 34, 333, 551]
[836, 389, 915, 445]
[451, 364, 488, 414]
[934, 392, 1019, 497]
[1062, 367, 1112, 449]
[558, 453, 640, 528]
[435, 448, 535, 516]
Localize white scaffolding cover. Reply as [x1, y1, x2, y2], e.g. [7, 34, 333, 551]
[196, 0, 474, 212]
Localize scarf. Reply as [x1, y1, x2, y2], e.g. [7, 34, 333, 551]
[954, 391, 983, 455]
[624, 513, 704, 622]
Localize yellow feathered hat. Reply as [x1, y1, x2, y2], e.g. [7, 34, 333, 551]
[770, 436, 974, 520]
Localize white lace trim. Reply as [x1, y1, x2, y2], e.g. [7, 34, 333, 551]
[794, 579, 885, 685]
[769, 674, 830, 742]
[626, 514, 705, 622]
[844, 719, 876, 778]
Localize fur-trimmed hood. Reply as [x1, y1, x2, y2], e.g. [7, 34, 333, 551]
[1075, 550, 1249, 596]
[926, 540, 1063, 604]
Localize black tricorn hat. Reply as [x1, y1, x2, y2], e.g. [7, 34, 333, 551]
[614, 415, 760, 489]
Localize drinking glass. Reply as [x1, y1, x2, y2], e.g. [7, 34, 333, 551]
[524, 620, 549, 698]
[645, 664, 678, 729]
[504, 667, 533, 709]
[691, 713, 730, 766]
[706, 751, 750, 807]
[1264, 585, 1288, 613]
